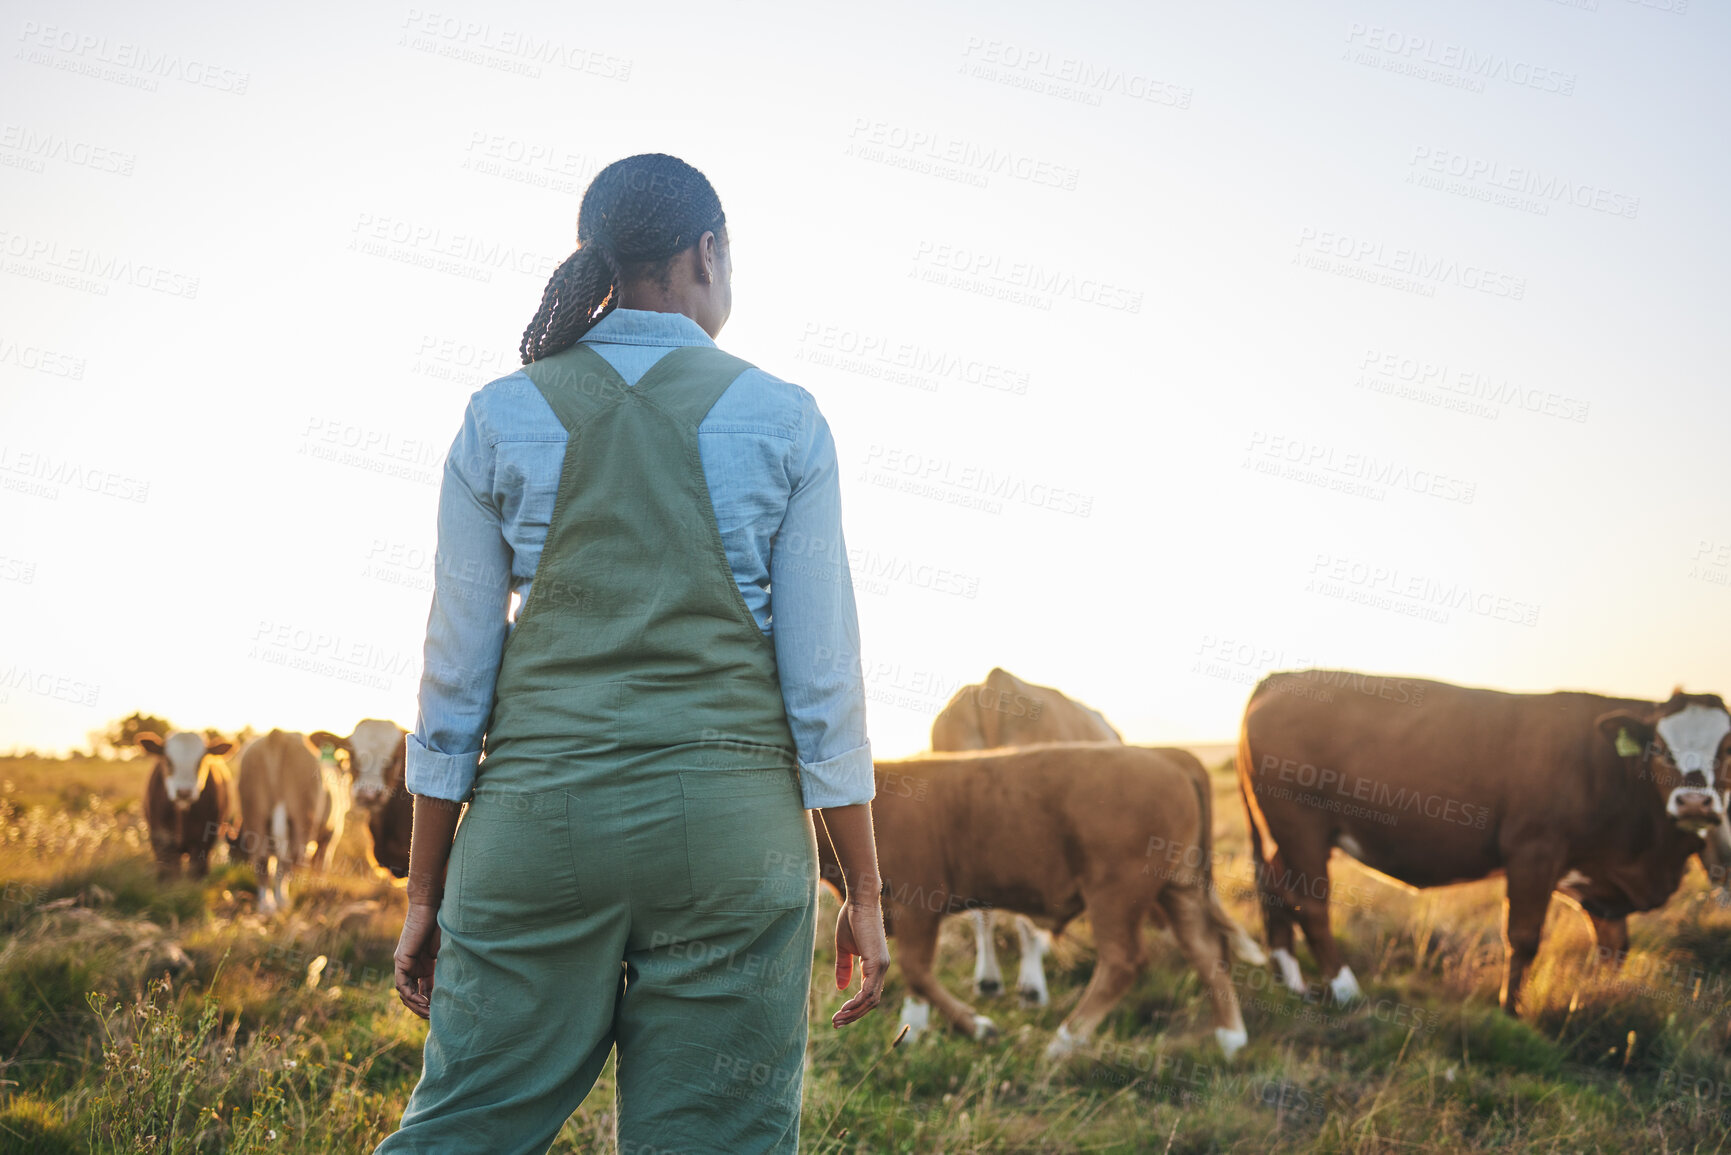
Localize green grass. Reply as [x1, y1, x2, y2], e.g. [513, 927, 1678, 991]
[4, 753, 1731, 1152]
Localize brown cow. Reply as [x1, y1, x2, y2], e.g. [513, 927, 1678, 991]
[1238, 669, 1731, 1016]
[930, 667, 1124, 1004]
[139, 730, 235, 878]
[817, 744, 1264, 1059]
[234, 729, 350, 915]
[309, 720, 411, 878]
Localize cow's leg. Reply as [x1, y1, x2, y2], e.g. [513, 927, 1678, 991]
[1500, 852, 1563, 1016]
[251, 842, 277, 916]
[1251, 839, 1306, 994]
[894, 904, 996, 1041]
[970, 909, 1004, 996]
[1159, 885, 1248, 1059]
[270, 804, 294, 912]
[152, 840, 181, 880]
[1014, 915, 1051, 1007]
[1587, 914, 1629, 973]
[1047, 891, 1146, 1060]
[187, 845, 211, 879]
[1289, 865, 1359, 1004]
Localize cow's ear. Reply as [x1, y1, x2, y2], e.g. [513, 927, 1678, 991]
[1596, 710, 1655, 758]
[138, 732, 164, 755]
[205, 741, 233, 757]
[308, 731, 349, 754]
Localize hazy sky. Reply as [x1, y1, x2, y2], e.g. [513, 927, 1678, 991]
[2, 0, 1726, 759]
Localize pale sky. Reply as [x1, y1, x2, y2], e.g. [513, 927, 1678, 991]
[2, 0, 1727, 760]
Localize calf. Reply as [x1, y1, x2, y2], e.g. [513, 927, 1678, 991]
[818, 743, 1264, 1059]
[930, 667, 1125, 1004]
[1239, 669, 1731, 1016]
[310, 720, 411, 878]
[139, 730, 235, 878]
[234, 729, 349, 914]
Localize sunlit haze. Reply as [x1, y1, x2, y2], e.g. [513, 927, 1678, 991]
[3, 0, 1727, 759]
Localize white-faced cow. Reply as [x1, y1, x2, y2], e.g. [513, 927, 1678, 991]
[929, 667, 1125, 1007]
[234, 729, 350, 914]
[817, 743, 1265, 1059]
[139, 730, 236, 878]
[309, 719, 411, 878]
[1238, 669, 1731, 1016]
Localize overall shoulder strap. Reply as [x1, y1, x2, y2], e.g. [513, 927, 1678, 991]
[520, 343, 628, 433]
[632, 345, 756, 426]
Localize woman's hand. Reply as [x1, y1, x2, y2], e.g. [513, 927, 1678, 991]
[831, 897, 890, 1028]
[393, 900, 442, 1019]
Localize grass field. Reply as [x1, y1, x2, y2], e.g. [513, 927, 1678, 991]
[4, 752, 1731, 1153]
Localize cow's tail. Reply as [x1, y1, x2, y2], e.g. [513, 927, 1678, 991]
[1187, 753, 1267, 966]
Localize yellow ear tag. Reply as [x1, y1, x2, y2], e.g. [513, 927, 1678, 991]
[1615, 727, 1643, 758]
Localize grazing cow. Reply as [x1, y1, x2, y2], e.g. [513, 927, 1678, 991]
[930, 667, 1125, 1006]
[1238, 669, 1731, 1016]
[139, 730, 235, 878]
[817, 744, 1265, 1059]
[309, 719, 412, 878]
[234, 729, 350, 914]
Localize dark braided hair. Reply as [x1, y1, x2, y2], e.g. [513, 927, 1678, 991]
[519, 153, 727, 364]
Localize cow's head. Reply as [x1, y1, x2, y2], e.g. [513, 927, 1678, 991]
[309, 719, 407, 808]
[1597, 691, 1731, 832]
[139, 730, 233, 810]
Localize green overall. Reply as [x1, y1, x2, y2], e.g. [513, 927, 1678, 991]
[379, 344, 821, 1155]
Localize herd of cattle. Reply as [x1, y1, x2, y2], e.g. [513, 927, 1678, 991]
[134, 666, 1731, 1062]
[139, 719, 413, 912]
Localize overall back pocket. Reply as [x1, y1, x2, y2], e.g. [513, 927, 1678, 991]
[679, 769, 815, 913]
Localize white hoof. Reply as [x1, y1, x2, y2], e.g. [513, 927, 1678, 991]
[1329, 965, 1363, 1003]
[256, 887, 277, 917]
[1273, 948, 1304, 994]
[1043, 1023, 1083, 1060]
[897, 997, 930, 1043]
[971, 909, 1004, 996]
[971, 1014, 998, 1041]
[1215, 1026, 1248, 1060]
[1015, 918, 1051, 1006]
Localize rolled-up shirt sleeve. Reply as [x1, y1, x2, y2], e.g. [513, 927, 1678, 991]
[770, 393, 875, 809]
[406, 396, 513, 802]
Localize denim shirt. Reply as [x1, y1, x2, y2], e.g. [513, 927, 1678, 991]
[407, 308, 874, 809]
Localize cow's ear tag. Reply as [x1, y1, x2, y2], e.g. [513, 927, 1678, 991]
[1615, 727, 1643, 758]
[319, 743, 337, 762]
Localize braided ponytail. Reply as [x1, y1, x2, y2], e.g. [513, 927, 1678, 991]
[519, 153, 727, 364]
